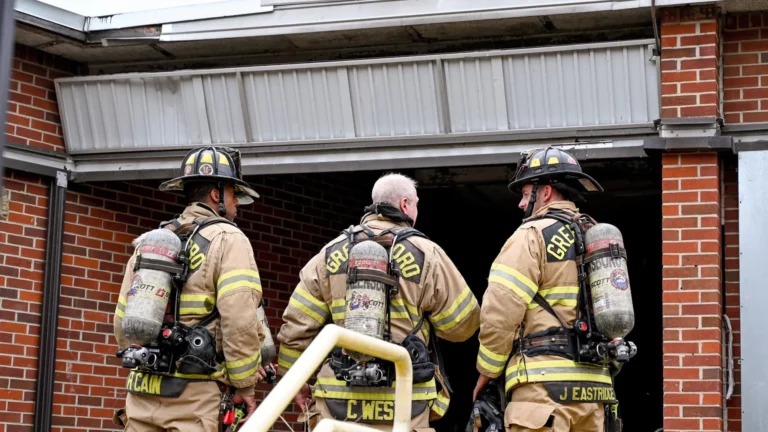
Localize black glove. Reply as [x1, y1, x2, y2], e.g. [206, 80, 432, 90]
[465, 382, 504, 432]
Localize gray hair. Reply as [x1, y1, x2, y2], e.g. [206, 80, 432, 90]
[371, 173, 418, 207]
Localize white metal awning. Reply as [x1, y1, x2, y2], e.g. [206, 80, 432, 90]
[55, 39, 661, 157]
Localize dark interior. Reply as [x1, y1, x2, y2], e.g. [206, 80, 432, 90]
[406, 157, 662, 432]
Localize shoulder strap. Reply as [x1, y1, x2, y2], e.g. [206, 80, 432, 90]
[530, 210, 586, 326]
[173, 217, 236, 326]
[531, 293, 570, 329]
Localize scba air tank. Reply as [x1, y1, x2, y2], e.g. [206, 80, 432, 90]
[122, 229, 181, 345]
[585, 223, 635, 340]
[257, 305, 276, 366]
[344, 241, 389, 362]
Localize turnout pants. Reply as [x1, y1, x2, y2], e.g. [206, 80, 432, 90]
[504, 384, 604, 432]
[124, 380, 221, 432]
[307, 398, 434, 432]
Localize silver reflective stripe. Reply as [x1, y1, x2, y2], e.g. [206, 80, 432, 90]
[431, 292, 474, 329]
[291, 291, 330, 320]
[432, 396, 448, 412]
[489, 269, 537, 299]
[228, 357, 261, 376]
[331, 305, 345, 316]
[544, 293, 578, 301]
[315, 384, 437, 396]
[218, 273, 261, 288]
[279, 351, 297, 366]
[507, 366, 610, 380]
[117, 302, 125, 312]
[179, 301, 214, 312]
[478, 350, 506, 369]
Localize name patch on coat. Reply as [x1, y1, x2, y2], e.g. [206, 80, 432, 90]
[125, 371, 188, 398]
[325, 399, 428, 423]
[542, 222, 576, 263]
[543, 382, 617, 404]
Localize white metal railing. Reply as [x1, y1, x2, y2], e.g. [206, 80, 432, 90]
[240, 325, 414, 432]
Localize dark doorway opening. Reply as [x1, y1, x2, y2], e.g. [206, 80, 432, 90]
[410, 158, 662, 432]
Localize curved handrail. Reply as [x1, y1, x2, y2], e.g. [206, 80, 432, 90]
[239, 324, 413, 432]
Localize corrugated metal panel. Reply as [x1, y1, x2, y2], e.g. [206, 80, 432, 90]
[443, 43, 658, 132]
[739, 149, 768, 432]
[55, 39, 658, 154]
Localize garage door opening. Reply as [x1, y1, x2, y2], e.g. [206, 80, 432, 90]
[408, 158, 662, 432]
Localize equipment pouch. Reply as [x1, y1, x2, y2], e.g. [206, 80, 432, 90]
[177, 325, 219, 376]
[604, 403, 623, 432]
[401, 333, 435, 384]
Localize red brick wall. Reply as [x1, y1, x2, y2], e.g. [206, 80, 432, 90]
[0, 169, 49, 431]
[661, 153, 723, 432]
[660, 5, 721, 118]
[4, 44, 82, 152]
[723, 12, 768, 124]
[723, 159, 740, 431]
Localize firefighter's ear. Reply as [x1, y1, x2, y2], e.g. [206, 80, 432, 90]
[210, 188, 220, 203]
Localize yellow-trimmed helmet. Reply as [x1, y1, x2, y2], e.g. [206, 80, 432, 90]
[508, 147, 603, 194]
[159, 146, 259, 204]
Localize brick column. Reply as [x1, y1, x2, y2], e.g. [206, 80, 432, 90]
[662, 153, 723, 432]
[660, 5, 720, 118]
[660, 7, 725, 430]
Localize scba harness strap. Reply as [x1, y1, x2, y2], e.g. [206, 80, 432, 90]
[327, 222, 453, 420]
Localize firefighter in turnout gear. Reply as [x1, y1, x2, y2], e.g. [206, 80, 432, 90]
[276, 173, 481, 431]
[114, 147, 271, 431]
[473, 147, 625, 432]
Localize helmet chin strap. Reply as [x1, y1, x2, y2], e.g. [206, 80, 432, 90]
[217, 183, 227, 218]
[524, 182, 539, 219]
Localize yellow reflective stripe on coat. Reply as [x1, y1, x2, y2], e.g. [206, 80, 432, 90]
[527, 286, 579, 310]
[391, 298, 429, 340]
[179, 294, 216, 315]
[217, 269, 262, 298]
[389, 298, 411, 320]
[331, 299, 345, 321]
[313, 378, 438, 401]
[430, 287, 477, 332]
[170, 362, 227, 380]
[477, 344, 507, 375]
[489, 263, 538, 304]
[430, 391, 450, 417]
[278, 345, 302, 370]
[289, 284, 329, 324]
[116, 296, 126, 318]
[226, 350, 262, 381]
[504, 359, 612, 392]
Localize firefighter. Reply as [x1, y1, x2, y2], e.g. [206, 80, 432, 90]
[276, 173, 481, 431]
[472, 147, 621, 432]
[113, 146, 272, 431]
